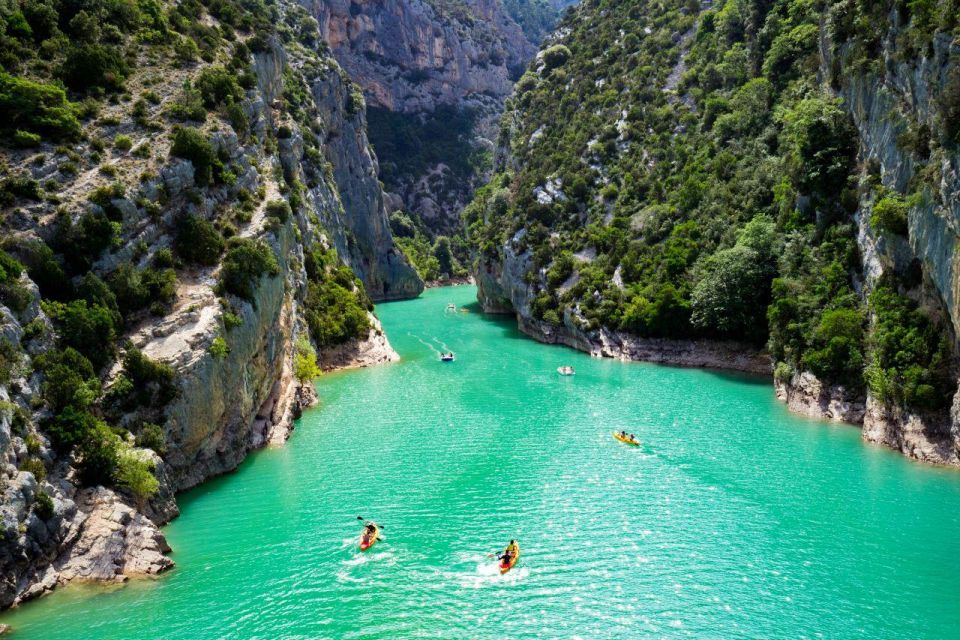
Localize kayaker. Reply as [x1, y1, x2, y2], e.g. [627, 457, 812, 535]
[362, 523, 376, 543]
[499, 540, 518, 561]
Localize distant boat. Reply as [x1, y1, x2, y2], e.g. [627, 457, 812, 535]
[441, 353, 455, 362]
[557, 366, 575, 376]
[446, 303, 457, 312]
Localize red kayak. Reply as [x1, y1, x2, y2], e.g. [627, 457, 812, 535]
[499, 542, 520, 574]
[360, 524, 380, 551]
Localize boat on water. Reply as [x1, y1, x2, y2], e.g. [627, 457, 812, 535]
[499, 541, 520, 574]
[360, 523, 380, 551]
[446, 303, 457, 312]
[441, 353, 455, 362]
[557, 366, 575, 376]
[613, 431, 641, 447]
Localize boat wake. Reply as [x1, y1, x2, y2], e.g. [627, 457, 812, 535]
[409, 333, 441, 357]
[432, 337, 452, 353]
[445, 553, 531, 588]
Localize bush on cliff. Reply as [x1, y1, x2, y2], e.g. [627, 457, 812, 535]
[43, 300, 117, 369]
[175, 214, 225, 265]
[293, 337, 321, 382]
[38, 348, 101, 413]
[218, 237, 280, 301]
[865, 284, 953, 412]
[170, 126, 219, 184]
[0, 72, 82, 142]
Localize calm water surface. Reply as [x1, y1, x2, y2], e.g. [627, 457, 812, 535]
[3, 285, 960, 638]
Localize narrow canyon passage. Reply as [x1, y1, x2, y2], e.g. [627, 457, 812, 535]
[4, 286, 960, 638]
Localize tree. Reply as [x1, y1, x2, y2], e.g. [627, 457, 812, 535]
[433, 236, 454, 276]
[170, 127, 218, 184]
[116, 449, 159, 507]
[690, 245, 771, 339]
[46, 299, 117, 368]
[0, 72, 81, 142]
[293, 338, 321, 382]
[175, 214, 225, 265]
[782, 97, 857, 200]
[219, 238, 280, 301]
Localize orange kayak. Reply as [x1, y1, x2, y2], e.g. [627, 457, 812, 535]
[613, 432, 641, 446]
[499, 543, 520, 574]
[360, 524, 379, 551]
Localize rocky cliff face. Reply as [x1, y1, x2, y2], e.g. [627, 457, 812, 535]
[467, 1, 960, 466]
[826, 22, 960, 466]
[306, 0, 541, 231]
[309, 0, 533, 115]
[0, 0, 418, 608]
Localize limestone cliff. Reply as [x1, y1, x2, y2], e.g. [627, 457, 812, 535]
[307, 0, 543, 231]
[0, 0, 417, 608]
[467, 1, 960, 466]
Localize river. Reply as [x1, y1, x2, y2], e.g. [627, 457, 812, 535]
[3, 285, 960, 638]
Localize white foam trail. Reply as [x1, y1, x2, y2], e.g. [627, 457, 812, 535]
[431, 337, 451, 352]
[409, 333, 441, 356]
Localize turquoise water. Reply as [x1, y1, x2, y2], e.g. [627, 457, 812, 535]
[4, 285, 960, 638]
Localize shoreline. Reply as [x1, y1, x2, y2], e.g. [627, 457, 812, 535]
[497, 309, 959, 469]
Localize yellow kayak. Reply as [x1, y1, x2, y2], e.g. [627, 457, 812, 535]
[613, 432, 641, 446]
[499, 542, 520, 574]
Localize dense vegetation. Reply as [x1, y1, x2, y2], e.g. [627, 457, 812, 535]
[0, 0, 381, 508]
[302, 245, 372, 348]
[389, 211, 469, 282]
[465, 0, 960, 411]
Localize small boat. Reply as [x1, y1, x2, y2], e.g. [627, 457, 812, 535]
[446, 303, 457, 312]
[360, 523, 380, 551]
[557, 366, 575, 376]
[441, 353, 455, 362]
[613, 431, 641, 447]
[499, 542, 520, 574]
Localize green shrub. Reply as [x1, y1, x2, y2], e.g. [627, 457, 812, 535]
[60, 44, 129, 93]
[0, 339, 21, 385]
[33, 490, 54, 520]
[174, 214, 224, 265]
[218, 237, 280, 301]
[293, 337, 321, 382]
[106, 262, 177, 315]
[304, 266, 371, 348]
[37, 347, 101, 412]
[541, 44, 572, 70]
[0, 72, 81, 142]
[115, 449, 159, 505]
[114, 134, 133, 151]
[20, 457, 46, 482]
[75, 419, 120, 486]
[782, 97, 857, 201]
[866, 285, 953, 411]
[166, 88, 206, 122]
[45, 300, 117, 369]
[801, 308, 865, 387]
[266, 199, 291, 222]
[43, 404, 98, 452]
[209, 335, 229, 357]
[170, 127, 217, 184]
[135, 422, 166, 455]
[871, 193, 909, 236]
[12, 129, 41, 147]
[195, 66, 243, 108]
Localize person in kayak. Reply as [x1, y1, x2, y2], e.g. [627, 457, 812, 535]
[362, 523, 377, 545]
[498, 540, 519, 563]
